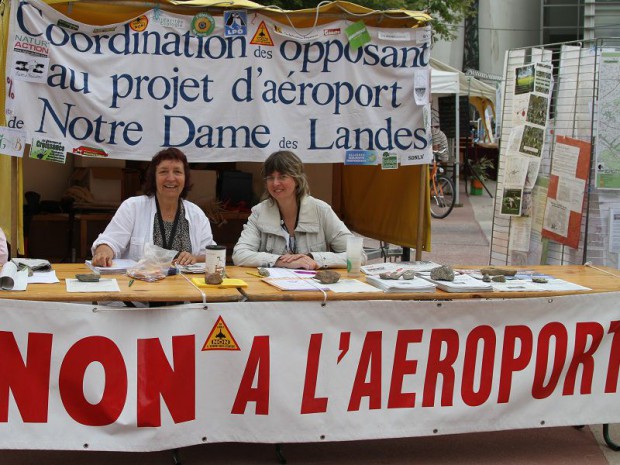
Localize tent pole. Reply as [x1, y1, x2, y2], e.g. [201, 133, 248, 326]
[10, 157, 18, 256]
[415, 165, 426, 260]
[455, 94, 460, 205]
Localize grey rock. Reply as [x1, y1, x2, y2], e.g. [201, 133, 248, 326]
[480, 267, 517, 277]
[315, 270, 340, 284]
[491, 275, 506, 282]
[402, 270, 416, 280]
[430, 265, 455, 281]
[532, 277, 548, 283]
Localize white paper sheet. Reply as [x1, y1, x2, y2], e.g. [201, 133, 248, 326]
[66, 279, 121, 293]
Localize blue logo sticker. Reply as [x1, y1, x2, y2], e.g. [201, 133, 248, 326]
[345, 150, 378, 165]
[224, 10, 247, 37]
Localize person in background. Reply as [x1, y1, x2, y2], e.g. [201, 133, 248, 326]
[432, 123, 449, 163]
[91, 148, 214, 267]
[0, 227, 8, 265]
[233, 150, 357, 270]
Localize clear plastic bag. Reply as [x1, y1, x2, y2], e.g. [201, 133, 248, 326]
[127, 243, 177, 282]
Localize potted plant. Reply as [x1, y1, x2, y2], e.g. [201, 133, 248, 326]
[469, 156, 495, 195]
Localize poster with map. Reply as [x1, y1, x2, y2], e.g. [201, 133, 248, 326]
[596, 50, 620, 189]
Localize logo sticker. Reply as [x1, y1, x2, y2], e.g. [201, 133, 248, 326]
[202, 316, 240, 351]
[345, 150, 378, 165]
[192, 13, 215, 37]
[250, 21, 274, 46]
[224, 10, 247, 37]
[72, 146, 108, 158]
[130, 15, 149, 32]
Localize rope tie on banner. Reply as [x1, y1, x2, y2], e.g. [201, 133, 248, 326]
[182, 272, 207, 307]
[304, 276, 328, 306]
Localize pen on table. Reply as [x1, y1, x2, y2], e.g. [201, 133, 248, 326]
[246, 271, 264, 278]
[294, 270, 316, 275]
[128, 279, 135, 287]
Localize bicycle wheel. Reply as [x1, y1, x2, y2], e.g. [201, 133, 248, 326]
[430, 175, 455, 219]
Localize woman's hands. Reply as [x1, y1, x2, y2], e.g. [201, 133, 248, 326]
[91, 244, 114, 267]
[275, 253, 318, 270]
[173, 251, 200, 266]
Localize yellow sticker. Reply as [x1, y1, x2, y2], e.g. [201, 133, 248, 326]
[129, 15, 149, 32]
[202, 316, 240, 351]
[250, 21, 274, 46]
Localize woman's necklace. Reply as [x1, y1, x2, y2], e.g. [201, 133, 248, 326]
[155, 197, 181, 250]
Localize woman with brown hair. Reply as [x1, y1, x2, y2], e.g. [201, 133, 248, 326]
[233, 150, 355, 270]
[91, 148, 214, 267]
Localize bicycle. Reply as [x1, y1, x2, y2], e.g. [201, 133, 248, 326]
[429, 149, 456, 219]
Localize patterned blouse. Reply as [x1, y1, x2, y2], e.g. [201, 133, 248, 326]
[153, 202, 192, 253]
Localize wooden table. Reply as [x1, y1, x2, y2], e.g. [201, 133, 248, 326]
[227, 265, 620, 302]
[2, 263, 243, 303]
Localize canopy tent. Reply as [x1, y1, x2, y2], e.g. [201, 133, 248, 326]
[0, 0, 433, 257]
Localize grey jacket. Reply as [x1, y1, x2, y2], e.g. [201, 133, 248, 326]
[232, 195, 353, 268]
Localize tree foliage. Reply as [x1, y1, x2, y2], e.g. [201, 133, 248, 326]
[254, 0, 475, 41]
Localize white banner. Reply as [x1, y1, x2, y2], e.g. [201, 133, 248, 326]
[0, 293, 619, 451]
[4, 0, 432, 164]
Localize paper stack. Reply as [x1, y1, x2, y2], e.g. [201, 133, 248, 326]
[365, 275, 436, 293]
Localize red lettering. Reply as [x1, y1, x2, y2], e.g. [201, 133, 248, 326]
[498, 325, 533, 403]
[563, 322, 604, 395]
[59, 336, 127, 426]
[422, 329, 458, 407]
[461, 325, 495, 406]
[387, 329, 422, 409]
[606, 321, 620, 393]
[231, 336, 270, 415]
[348, 331, 382, 411]
[532, 322, 567, 399]
[137, 336, 195, 427]
[301, 334, 328, 414]
[0, 331, 52, 423]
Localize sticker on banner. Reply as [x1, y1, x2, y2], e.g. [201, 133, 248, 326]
[129, 15, 149, 32]
[0, 127, 27, 157]
[11, 54, 49, 83]
[191, 13, 215, 37]
[416, 27, 432, 44]
[153, 12, 187, 30]
[378, 31, 410, 41]
[224, 11, 247, 36]
[381, 152, 399, 169]
[323, 27, 341, 36]
[202, 316, 240, 351]
[92, 26, 117, 34]
[273, 24, 319, 42]
[72, 145, 109, 158]
[413, 69, 429, 105]
[250, 21, 274, 46]
[345, 150, 377, 165]
[345, 21, 371, 51]
[30, 137, 66, 164]
[57, 19, 79, 31]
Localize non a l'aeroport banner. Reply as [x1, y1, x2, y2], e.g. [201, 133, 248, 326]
[0, 293, 619, 451]
[4, 0, 432, 164]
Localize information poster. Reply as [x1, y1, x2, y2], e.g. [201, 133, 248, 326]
[541, 136, 591, 248]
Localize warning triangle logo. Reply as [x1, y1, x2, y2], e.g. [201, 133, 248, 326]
[250, 21, 274, 46]
[202, 316, 240, 351]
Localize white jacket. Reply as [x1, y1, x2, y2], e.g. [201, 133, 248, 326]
[91, 195, 214, 261]
[232, 195, 353, 268]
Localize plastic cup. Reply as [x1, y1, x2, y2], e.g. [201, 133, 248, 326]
[346, 236, 363, 277]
